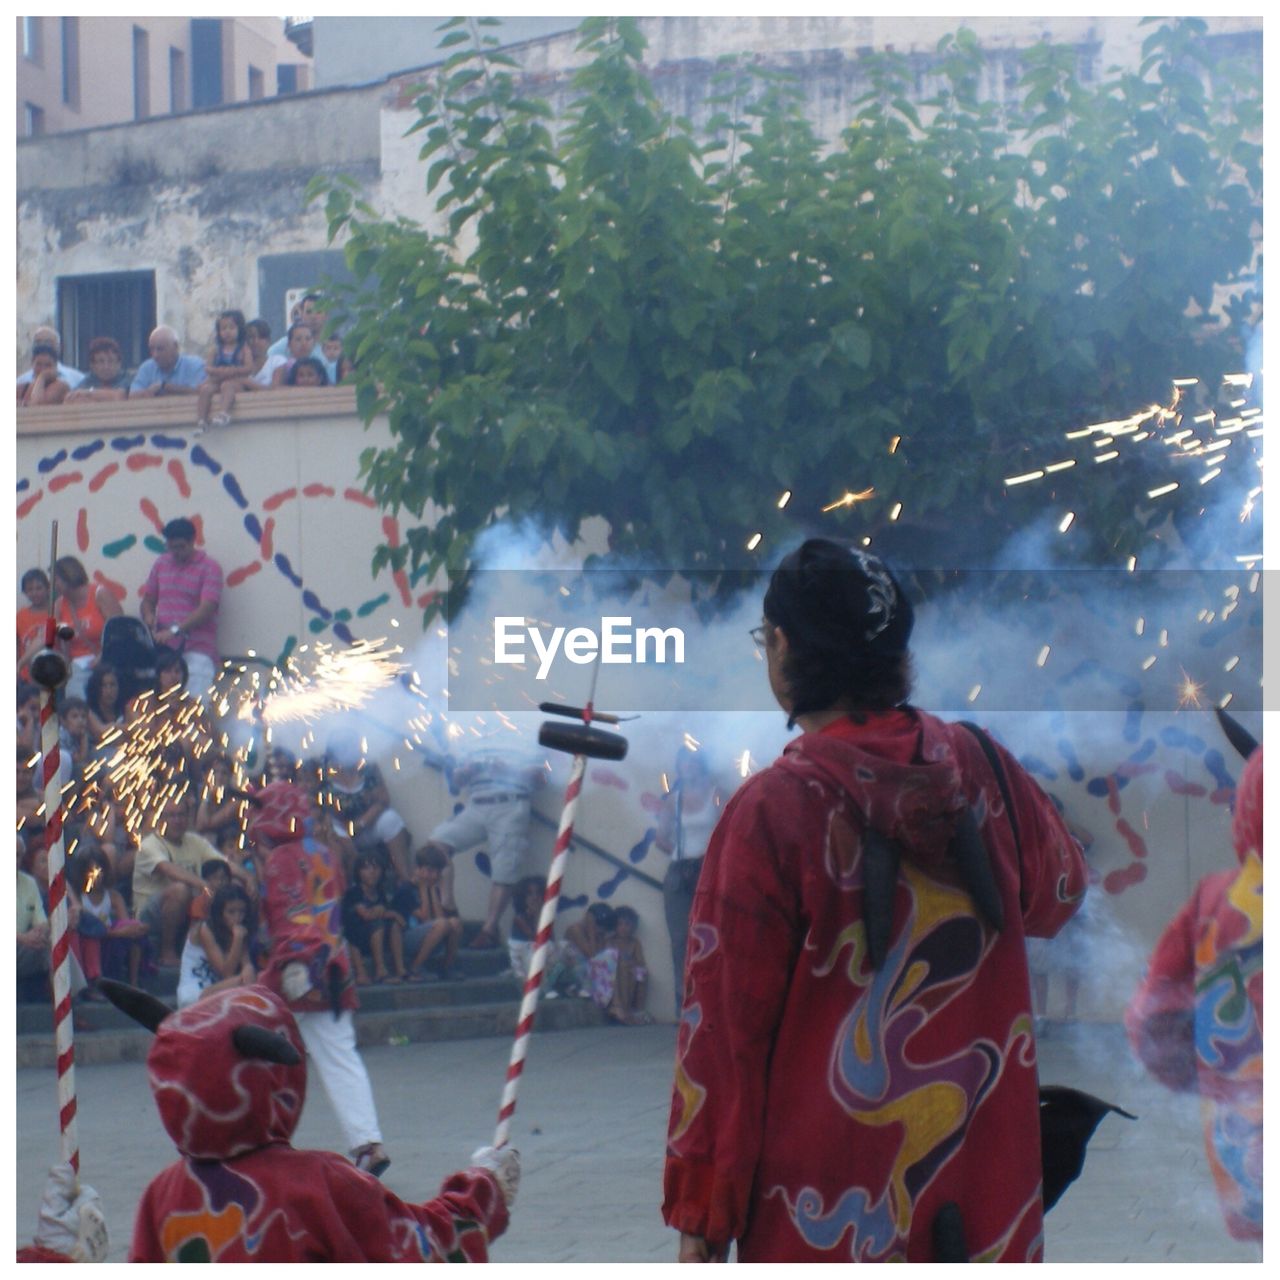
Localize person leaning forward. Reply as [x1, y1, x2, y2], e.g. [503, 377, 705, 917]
[662, 538, 1087, 1263]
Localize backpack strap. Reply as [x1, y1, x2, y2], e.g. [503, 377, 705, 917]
[958, 721, 1021, 857]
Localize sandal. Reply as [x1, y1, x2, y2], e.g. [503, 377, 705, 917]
[384, 973, 403, 985]
[405, 968, 426, 984]
[210, 412, 231, 427]
[352, 1143, 391, 1179]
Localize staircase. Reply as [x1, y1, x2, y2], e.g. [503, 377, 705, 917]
[15, 937, 604, 1069]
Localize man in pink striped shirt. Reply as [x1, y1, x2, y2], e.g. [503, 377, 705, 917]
[140, 517, 223, 700]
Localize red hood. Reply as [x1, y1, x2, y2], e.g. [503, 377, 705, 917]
[777, 709, 968, 864]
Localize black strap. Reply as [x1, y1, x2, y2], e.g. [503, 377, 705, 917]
[958, 721, 1020, 857]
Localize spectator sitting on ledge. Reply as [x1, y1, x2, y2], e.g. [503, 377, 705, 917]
[65, 337, 131, 403]
[271, 323, 317, 386]
[284, 357, 330, 388]
[16, 324, 84, 390]
[17, 344, 70, 406]
[129, 326, 207, 399]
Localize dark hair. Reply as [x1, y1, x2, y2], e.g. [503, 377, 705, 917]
[301, 292, 321, 307]
[355, 853, 385, 885]
[17, 679, 40, 706]
[53, 556, 89, 590]
[614, 905, 639, 929]
[201, 857, 230, 881]
[155, 648, 189, 689]
[285, 356, 329, 387]
[207, 882, 253, 952]
[415, 846, 449, 872]
[763, 538, 915, 722]
[31, 343, 59, 363]
[86, 663, 125, 719]
[88, 336, 122, 360]
[246, 318, 271, 341]
[215, 309, 247, 345]
[61, 696, 89, 717]
[162, 517, 196, 542]
[587, 902, 617, 932]
[21, 568, 49, 593]
[286, 321, 312, 345]
[513, 875, 546, 908]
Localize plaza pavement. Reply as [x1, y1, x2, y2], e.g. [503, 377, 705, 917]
[14, 1020, 1258, 1264]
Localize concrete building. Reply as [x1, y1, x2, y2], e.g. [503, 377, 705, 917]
[16, 15, 311, 138]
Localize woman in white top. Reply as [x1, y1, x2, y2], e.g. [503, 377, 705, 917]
[177, 883, 256, 1008]
[655, 747, 724, 1016]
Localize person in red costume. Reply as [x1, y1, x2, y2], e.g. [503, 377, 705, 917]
[1126, 724, 1262, 1247]
[96, 981, 518, 1261]
[662, 539, 1087, 1262]
[249, 780, 391, 1176]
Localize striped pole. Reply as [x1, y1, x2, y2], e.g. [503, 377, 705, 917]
[41, 683, 79, 1172]
[493, 749, 588, 1149]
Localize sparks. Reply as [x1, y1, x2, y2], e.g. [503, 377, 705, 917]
[260, 638, 406, 726]
[821, 487, 876, 512]
[777, 490, 792, 509]
[1058, 512, 1074, 533]
[1004, 470, 1044, 487]
[746, 532, 763, 551]
[1147, 482, 1179, 499]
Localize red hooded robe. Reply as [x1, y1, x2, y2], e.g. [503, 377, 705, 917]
[128, 985, 508, 1261]
[663, 708, 1086, 1262]
[1125, 746, 1263, 1242]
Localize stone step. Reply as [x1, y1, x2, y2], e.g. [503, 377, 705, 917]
[16, 969, 526, 1036]
[15, 989, 604, 1069]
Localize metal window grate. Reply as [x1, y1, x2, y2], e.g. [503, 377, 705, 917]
[56, 271, 157, 374]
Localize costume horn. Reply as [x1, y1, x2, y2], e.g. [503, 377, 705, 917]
[97, 979, 172, 1033]
[1215, 707, 1259, 761]
[232, 1024, 303, 1066]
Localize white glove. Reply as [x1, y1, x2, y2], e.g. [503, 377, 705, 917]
[34, 1161, 109, 1262]
[282, 962, 312, 1001]
[470, 1145, 520, 1209]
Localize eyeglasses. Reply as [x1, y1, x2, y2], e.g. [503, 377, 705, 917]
[749, 625, 770, 649]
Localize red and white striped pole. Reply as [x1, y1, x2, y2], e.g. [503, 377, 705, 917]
[493, 748, 589, 1149]
[32, 521, 79, 1172]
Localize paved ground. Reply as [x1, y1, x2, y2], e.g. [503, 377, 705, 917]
[15, 1020, 1258, 1263]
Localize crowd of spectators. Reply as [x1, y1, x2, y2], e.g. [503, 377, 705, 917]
[15, 294, 353, 430]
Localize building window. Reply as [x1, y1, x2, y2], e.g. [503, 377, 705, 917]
[191, 18, 224, 109]
[24, 102, 45, 138]
[132, 26, 151, 120]
[57, 271, 158, 375]
[170, 47, 186, 113]
[248, 65, 264, 100]
[60, 18, 80, 108]
[22, 16, 42, 64]
[277, 64, 299, 95]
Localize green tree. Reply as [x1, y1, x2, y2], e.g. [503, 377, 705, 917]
[312, 16, 1260, 618]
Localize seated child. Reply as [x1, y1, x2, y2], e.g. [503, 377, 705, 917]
[342, 853, 407, 985]
[72, 849, 149, 989]
[196, 752, 246, 849]
[58, 697, 93, 775]
[396, 846, 463, 981]
[560, 902, 619, 1007]
[607, 905, 653, 1025]
[177, 882, 256, 1008]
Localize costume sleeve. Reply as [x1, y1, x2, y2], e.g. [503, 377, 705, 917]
[1123, 890, 1199, 1092]
[984, 737, 1087, 939]
[663, 774, 802, 1250]
[317, 1162, 509, 1261]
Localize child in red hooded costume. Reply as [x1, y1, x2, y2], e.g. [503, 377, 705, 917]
[112, 982, 517, 1261]
[1126, 743, 1263, 1244]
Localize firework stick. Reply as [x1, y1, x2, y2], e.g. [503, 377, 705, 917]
[494, 748, 588, 1150]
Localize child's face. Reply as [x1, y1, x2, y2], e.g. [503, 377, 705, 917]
[98, 671, 119, 706]
[247, 329, 269, 359]
[322, 337, 343, 362]
[359, 861, 380, 888]
[522, 886, 542, 915]
[414, 863, 440, 887]
[616, 916, 635, 939]
[157, 664, 183, 692]
[23, 578, 49, 609]
[293, 362, 323, 387]
[217, 315, 240, 345]
[221, 898, 247, 928]
[288, 328, 316, 359]
[205, 866, 230, 893]
[64, 706, 88, 736]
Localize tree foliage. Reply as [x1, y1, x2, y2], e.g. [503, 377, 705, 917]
[310, 16, 1261, 617]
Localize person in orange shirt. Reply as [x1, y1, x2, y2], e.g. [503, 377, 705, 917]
[16, 568, 50, 680]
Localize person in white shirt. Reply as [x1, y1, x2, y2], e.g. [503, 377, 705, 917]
[16, 325, 85, 390]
